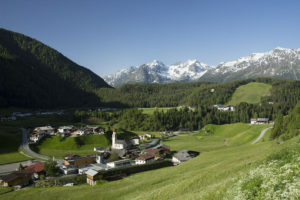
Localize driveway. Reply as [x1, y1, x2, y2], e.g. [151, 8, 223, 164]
[251, 127, 273, 144]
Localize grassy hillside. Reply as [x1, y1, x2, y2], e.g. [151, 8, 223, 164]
[0, 126, 30, 164]
[226, 82, 272, 105]
[1, 123, 285, 200]
[164, 123, 271, 152]
[0, 28, 110, 108]
[139, 107, 174, 115]
[0, 114, 82, 164]
[31, 135, 109, 158]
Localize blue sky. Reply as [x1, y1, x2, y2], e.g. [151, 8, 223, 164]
[1, 0, 300, 76]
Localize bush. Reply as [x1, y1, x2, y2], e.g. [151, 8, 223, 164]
[44, 160, 59, 176]
[35, 175, 86, 187]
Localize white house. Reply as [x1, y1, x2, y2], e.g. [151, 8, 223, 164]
[130, 136, 140, 145]
[213, 104, 235, 111]
[107, 159, 131, 169]
[30, 134, 44, 143]
[58, 126, 74, 134]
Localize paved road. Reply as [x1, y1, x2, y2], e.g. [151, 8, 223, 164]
[251, 127, 273, 144]
[139, 138, 160, 150]
[0, 160, 36, 175]
[21, 128, 50, 160]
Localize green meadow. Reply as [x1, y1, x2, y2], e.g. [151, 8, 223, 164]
[1, 123, 288, 200]
[163, 123, 271, 152]
[139, 107, 174, 115]
[31, 134, 109, 158]
[227, 82, 272, 105]
[0, 126, 31, 165]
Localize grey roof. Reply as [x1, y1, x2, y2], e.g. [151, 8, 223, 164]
[111, 149, 127, 157]
[86, 169, 98, 177]
[173, 150, 192, 162]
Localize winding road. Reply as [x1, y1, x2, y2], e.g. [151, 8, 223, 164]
[251, 127, 273, 144]
[21, 128, 50, 160]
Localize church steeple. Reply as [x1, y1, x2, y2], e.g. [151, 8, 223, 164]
[112, 129, 117, 148]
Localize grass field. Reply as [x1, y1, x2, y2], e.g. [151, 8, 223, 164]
[1, 123, 288, 200]
[163, 123, 271, 152]
[227, 82, 272, 105]
[31, 135, 109, 158]
[139, 107, 174, 115]
[0, 126, 31, 164]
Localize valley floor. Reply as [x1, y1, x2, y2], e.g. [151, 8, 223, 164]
[1, 123, 290, 200]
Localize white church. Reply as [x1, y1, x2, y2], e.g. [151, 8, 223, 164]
[111, 129, 140, 150]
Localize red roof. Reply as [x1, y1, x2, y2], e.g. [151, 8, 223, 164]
[25, 162, 44, 173]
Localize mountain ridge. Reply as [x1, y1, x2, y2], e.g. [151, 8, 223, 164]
[105, 47, 300, 86]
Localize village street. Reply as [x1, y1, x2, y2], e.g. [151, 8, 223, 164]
[21, 128, 64, 164]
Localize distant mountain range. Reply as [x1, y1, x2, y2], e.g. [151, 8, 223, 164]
[0, 28, 111, 108]
[105, 47, 300, 87]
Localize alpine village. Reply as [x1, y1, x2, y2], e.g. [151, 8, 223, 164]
[1, 1, 300, 200]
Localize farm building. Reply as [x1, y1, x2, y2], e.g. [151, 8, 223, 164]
[250, 118, 269, 124]
[86, 169, 102, 186]
[0, 170, 32, 187]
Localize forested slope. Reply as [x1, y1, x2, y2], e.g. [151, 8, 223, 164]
[0, 28, 110, 108]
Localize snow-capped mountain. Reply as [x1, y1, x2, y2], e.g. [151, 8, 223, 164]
[104, 47, 300, 87]
[200, 47, 300, 82]
[104, 59, 211, 87]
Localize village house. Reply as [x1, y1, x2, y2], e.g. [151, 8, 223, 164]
[96, 152, 111, 164]
[64, 155, 96, 167]
[57, 125, 75, 134]
[0, 170, 32, 187]
[33, 126, 54, 135]
[30, 133, 44, 143]
[138, 134, 151, 141]
[107, 159, 132, 169]
[172, 150, 199, 165]
[78, 163, 108, 175]
[86, 169, 102, 186]
[144, 145, 170, 159]
[25, 162, 44, 179]
[250, 118, 269, 125]
[130, 136, 140, 145]
[135, 154, 155, 165]
[86, 125, 105, 134]
[71, 129, 86, 137]
[213, 104, 235, 111]
[94, 147, 106, 153]
[61, 166, 78, 175]
[136, 145, 170, 165]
